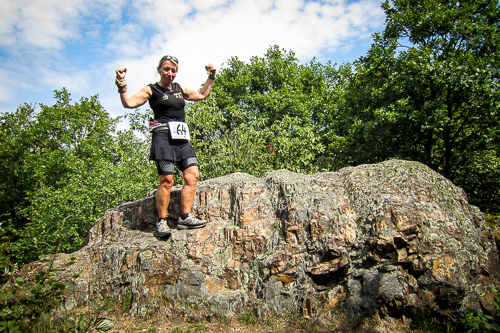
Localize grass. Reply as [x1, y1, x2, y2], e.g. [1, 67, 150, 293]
[239, 310, 258, 325]
[171, 323, 209, 333]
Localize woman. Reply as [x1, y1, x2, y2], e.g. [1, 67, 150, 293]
[115, 55, 216, 236]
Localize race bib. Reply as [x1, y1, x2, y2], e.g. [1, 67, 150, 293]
[168, 121, 191, 140]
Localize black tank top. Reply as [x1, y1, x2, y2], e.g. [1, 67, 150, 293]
[148, 82, 186, 123]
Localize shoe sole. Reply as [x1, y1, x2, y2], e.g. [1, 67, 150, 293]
[155, 230, 172, 237]
[177, 223, 207, 230]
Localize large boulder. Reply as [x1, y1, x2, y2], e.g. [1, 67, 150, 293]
[33, 160, 500, 321]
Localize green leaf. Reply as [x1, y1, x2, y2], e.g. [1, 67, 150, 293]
[95, 318, 114, 332]
[78, 318, 88, 331]
[52, 283, 67, 290]
[97, 304, 111, 312]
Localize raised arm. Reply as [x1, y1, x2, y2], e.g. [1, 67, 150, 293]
[180, 64, 217, 102]
[115, 67, 152, 108]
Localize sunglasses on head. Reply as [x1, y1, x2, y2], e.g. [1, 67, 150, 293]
[161, 55, 178, 65]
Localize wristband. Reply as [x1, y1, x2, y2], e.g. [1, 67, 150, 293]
[115, 78, 127, 88]
[208, 75, 216, 80]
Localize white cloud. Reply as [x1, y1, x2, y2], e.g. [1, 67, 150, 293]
[0, 1, 20, 47]
[0, 0, 84, 50]
[132, 0, 193, 31]
[0, 68, 23, 102]
[0, 0, 386, 118]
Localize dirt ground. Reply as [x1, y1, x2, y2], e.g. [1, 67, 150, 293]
[107, 311, 413, 333]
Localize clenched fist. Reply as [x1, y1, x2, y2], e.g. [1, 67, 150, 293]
[115, 67, 127, 80]
[205, 64, 216, 76]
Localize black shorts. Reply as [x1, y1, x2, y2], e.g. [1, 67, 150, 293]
[150, 129, 198, 175]
[149, 130, 197, 161]
[155, 158, 198, 175]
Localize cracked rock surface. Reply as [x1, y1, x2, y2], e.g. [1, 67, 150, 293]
[28, 159, 500, 320]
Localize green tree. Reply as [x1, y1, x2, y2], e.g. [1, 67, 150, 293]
[0, 89, 156, 264]
[336, 0, 500, 212]
[188, 46, 347, 179]
[0, 103, 35, 230]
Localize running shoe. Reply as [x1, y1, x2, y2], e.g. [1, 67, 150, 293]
[156, 218, 171, 236]
[177, 214, 207, 230]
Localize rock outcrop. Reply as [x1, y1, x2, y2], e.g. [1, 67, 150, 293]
[33, 160, 500, 321]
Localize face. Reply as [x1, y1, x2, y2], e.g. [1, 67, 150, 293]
[157, 60, 178, 84]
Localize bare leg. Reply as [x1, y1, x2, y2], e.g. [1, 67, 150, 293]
[157, 174, 174, 218]
[180, 166, 200, 215]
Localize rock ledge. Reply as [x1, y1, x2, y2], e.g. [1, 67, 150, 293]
[32, 160, 500, 320]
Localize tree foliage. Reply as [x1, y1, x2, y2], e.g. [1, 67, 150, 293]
[0, 89, 157, 264]
[188, 22, 500, 213]
[336, 0, 500, 212]
[187, 46, 348, 179]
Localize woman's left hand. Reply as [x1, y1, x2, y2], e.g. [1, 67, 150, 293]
[205, 63, 217, 76]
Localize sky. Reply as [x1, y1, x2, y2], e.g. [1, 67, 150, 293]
[0, 0, 386, 121]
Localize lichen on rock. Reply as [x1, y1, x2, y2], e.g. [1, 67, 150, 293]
[28, 159, 500, 321]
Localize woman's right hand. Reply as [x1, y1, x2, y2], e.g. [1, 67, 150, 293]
[115, 67, 127, 80]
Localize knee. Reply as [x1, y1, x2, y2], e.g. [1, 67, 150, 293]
[184, 168, 199, 185]
[159, 175, 174, 190]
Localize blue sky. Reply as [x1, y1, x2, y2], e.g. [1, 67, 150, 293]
[0, 0, 386, 120]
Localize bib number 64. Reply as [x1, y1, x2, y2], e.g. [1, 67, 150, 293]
[168, 121, 191, 140]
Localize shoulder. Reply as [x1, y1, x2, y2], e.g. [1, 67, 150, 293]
[146, 84, 158, 95]
[174, 82, 184, 93]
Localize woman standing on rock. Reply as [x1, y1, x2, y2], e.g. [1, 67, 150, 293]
[115, 55, 216, 236]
